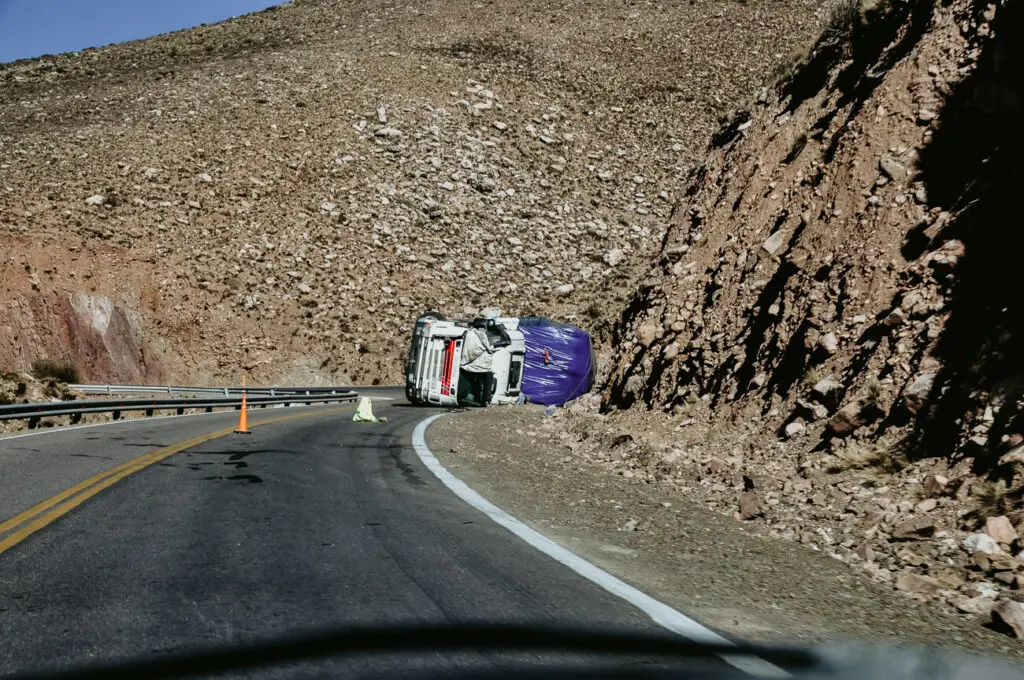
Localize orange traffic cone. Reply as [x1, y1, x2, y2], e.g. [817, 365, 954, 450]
[234, 382, 251, 435]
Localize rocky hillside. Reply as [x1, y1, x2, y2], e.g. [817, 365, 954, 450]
[0, 0, 827, 385]
[601, 0, 1024, 630]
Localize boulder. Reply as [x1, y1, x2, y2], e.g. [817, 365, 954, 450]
[963, 533, 1002, 555]
[762, 230, 786, 256]
[914, 498, 938, 514]
[884, 307, 908, 328]
[739, 491, 765, 520]
[892, 517, 935, 540]
[991, 557, 1021, 572]
[796, 398, 829, 421]
[921, 474, 948, 497]
[975, 551, 996, 572]
[567, 393, 603, 415]
[784, 420, 806, 439]
[603, 249, 625, 267]
[828, 403, 863, 437]
[956, 596, 996, 617]
[903, 373, 935, 414]
[820, 332, 839, 354]
[879, 155, 909, 180]
[636, 323, 659, 347]
[986, 516, 1018, 545]
[965, 581, 1001, 599]
[1000, 445, 1024, 466]
[992, 600, 1024, 638]
[812, 376, 842, 401]
[894, 572, 942, 595]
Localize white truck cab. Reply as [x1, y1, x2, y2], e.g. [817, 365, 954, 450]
[405, 312, 525, 407]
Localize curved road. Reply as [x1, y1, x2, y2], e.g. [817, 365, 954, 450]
[0, 395, 735, 678]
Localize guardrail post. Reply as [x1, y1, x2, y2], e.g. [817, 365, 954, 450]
[176, 407, 185, 415]
[112, 411, 121, 421]
[146, 409, 154, 417]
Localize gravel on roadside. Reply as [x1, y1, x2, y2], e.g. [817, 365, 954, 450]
[427, 406, 1022, 660]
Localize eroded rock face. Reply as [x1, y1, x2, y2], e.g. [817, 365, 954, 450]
[0, 244, 164, 383]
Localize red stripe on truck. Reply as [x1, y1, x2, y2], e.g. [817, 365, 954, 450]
[441, 340, 455, 396]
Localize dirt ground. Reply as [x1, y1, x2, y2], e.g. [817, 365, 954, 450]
[427, 406, 1022, 661]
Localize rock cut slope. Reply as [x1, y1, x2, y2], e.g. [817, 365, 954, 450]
[0, 0, 826, 385]
[601, 0, 1024, 626]
[607, 0, 1022, 472]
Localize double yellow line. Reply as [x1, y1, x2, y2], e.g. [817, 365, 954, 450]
[0, 405, 351, 556]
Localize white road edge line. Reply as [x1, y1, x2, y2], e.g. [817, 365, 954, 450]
[411, 414, 787, 678]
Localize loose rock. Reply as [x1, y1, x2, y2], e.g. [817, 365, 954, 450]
[603, 249, 625, 267]
[636, 323, 659, 347]
[739, 491, 765, 520]
[964, 533, 1003, 555]
[820, 332, 839, 354]
[892, 517, 935, 540]
[992, 600, 1024, 639]
[894, 572, 942, 595]
[987, 516, 1018, 545]
[879, 155, 909, 180]
[956, 596, 996, 617]
[903, 373, 935, 414]
[921, 474, 948, 498]
[828, 403, 863, 437]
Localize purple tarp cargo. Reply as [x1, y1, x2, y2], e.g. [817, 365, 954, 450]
[518, 316, 594, 406]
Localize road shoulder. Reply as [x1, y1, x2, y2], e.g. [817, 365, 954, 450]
[426, 406, 1019, 660]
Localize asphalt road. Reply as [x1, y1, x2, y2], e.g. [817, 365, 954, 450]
[0, 396, 736, 679]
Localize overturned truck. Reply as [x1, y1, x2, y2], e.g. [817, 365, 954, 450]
[404, 311, 594, 408]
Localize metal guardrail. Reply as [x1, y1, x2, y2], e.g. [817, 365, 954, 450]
[69, 384, 351, 397]
[0, 392, 359, 427]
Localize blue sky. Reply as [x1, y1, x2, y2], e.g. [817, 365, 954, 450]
[0, 0, 281, 63]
